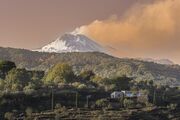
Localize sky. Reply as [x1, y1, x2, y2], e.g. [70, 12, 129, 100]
[0, 0, 180, 64]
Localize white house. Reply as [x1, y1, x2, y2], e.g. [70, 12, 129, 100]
[111, 91, 142, 99]
[111, 91, 124, 99]
[121, 91, 136, 98]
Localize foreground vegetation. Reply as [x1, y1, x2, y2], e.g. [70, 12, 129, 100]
[0, 60, 180, 119]
[32, 107, 180, 120]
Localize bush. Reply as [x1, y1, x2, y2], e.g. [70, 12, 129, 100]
[55, 113, 61, 120]
[0, 80, 4, 90]
[55, 105, 67, 114]
[55, 103, 62, 109]
[25, 107, 33, 117]
[97, 115, 104, 120]
[123, 99, 136, 108]
[23, 83, 36, 95]
[95, 99, 109, 108]
[78, 84, 87, 89]
[72, 82, 87, 89]
[4, 112, 14, 120]
[167, 103, 177, 110]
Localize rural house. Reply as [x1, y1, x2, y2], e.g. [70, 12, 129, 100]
[111, 91, 124, 99]
[111, 90, 142, 99]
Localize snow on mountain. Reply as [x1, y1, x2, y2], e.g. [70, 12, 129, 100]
[34, 33, 105, 53]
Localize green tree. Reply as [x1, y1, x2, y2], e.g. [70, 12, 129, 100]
[91, 76, 104, 84]
[4, 68, 30, 91]
[103, 76, 131, 91]
[0, 79, 5, 90]
[0, 60, 16, 79]
[79, 70, 95, 81]
[44, 63, 75, 84]
[30, 71, 44, 87]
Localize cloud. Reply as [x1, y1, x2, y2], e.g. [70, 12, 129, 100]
[75, 0, 180, 64]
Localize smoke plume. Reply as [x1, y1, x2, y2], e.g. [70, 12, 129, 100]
[74, 0, 180, 63]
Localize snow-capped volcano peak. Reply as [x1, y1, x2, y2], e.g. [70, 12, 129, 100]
[34, 33, 105, 53]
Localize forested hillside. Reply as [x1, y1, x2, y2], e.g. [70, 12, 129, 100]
[0, 47, 180, 85]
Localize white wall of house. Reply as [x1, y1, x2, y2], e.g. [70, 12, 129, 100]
[111, 91, 124, 99]
[111, 90, 143, 99]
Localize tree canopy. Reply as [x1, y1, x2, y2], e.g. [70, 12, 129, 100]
[4, 68, 31, 91]
[44, 63, 75, 84]
[0, 60, 16, 79]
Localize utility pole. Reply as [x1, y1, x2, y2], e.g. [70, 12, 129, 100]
[162, 91, 166, 102]
[51, 86, 54, 111]
[86, 95, 91, 108]
[153, 90, 156, 105]
[75, 92, 78, 108]
[87, 96, 89, 108]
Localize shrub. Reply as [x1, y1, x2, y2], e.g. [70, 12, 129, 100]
[72, 82, 87, 89]
[23, 82, 36, 95]
[25, 107, 33, 117]
[123, 99, 136, 108]
[95, 99, 109, 108]
[55, 103, 62, 109]
[4, 112, 14, 120]
[72, 82, 81, 87]
[77, 84, 87, 89]
[97, 115, 104, 120]
[167, 103, 177, 110]
[55, 113, 61, 120]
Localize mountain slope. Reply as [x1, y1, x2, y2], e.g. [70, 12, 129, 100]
[34, 33, 105, 53]
[0, 47, 180, 86]
[138, 58, 174, 65]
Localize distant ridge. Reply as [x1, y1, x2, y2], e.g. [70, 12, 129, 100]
[137, 58, 174, 65]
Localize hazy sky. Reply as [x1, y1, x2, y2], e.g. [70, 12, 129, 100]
[0, 0, 180, 64]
